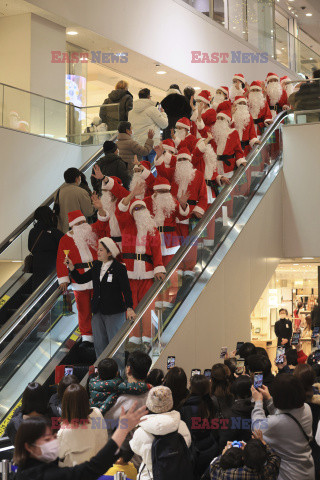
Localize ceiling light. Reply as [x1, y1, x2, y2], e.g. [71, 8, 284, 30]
[233, 26, 236, 29]
[194, 87, 201, 90]
[288, 0, 294, 2]
[67, 30, 78, 35]
[302, 257, 314, 259]
[310, 57, 313, 60]
[156, 71, 167, 75]
[306, 13, 312, 16]
[293, 263, 299, 266]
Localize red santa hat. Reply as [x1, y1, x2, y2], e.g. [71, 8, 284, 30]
[218, 86, 229, 98]
[266, 72, 279, 83]
[129, 199, 147, 215]
[280, 75, 290, 84]
[233, 73, 245, 83]
[176, 117, 191, 130]
[153, 176, 171, 191]
[109, 176, 122, 185]
[196, 89, 211, 105]
[162, 139, 176, 153]
[217, 110, 232, 123]
[140, 160, 151, 171]
[68, 210, 86, 227]
[250, 81, 263, 91]
[99, 237, 120, 258]
[202, 108, 217, 126]
[234, 95, 247, 105]
[176, 147, 192, 161]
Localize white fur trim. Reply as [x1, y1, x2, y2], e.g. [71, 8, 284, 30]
[97, 213, 108, 221]
[154, 265, 166, 275]
[234, 97, 247, 105]
[196, 118, 205, 130]
[176, 152, 192, 161]
[236, 158, 246, 167]
[102, 176, 114, 190]
[58, 276, 70, 285]
[196, 94, 210, 105]
[82, 335, 93, 342]
[163, 144, 176, 153]
[218, 112, 231, 123]
[176, 121, 190, 130]
[118, 199, 130, 212]
[69, 215, 86, 227]
[249, 138, 259, 147]
[153, 183, 171, 191]
[100, 237, 120, 258]
[265, 119, 273, 125]
[140, 168, 151, 180]
[216, 175, 222, 186]
[233, 74, 245, 82]
[129, 200, 146, 215]
[179, 204, 190, 216]
[193, 206, 204, 215]
[176, 218, 189, 225]
[219, 87, 228, 97]
[250, 85, 262, 91]
[161, 243, 180, 256]
[196, 139, 206, 153]
[267, 75, 279, 82]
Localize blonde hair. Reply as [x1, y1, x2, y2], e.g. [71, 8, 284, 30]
[115, 80, 128, 90]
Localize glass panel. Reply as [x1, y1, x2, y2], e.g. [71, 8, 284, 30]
[3, 85, 31, 133]
[44, 98, 67, 141]
[29, 94, 45, 136]
[275, 23, 289, 69]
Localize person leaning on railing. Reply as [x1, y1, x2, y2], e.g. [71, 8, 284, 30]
[288, 70, 320, 122]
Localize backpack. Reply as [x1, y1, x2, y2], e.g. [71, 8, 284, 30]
[149, 430, 194, 480]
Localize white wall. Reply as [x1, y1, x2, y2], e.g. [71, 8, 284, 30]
[0, 128, 97, 244]
[155, 172, 283, 373]
[26, 0, 296, 87]
[283, 123, 320, 257]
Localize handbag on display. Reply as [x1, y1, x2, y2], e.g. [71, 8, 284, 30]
[22, 230, 44, 273]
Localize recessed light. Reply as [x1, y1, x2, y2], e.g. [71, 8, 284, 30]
[293, 263, 299, 266]
[302, 257, 314, 259]
[233, 26, 236, 29]
[288, 0, 294, 2]
[310, 57, 313, 60]
[194, 87, 201, 90]
[156, 71, 167, 75]
[67, 30, 78, 35]
[306, 13, 312, 16]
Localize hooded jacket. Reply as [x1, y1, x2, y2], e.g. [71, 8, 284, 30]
[100, 89, 133, 128]
[130, 410, 191, 480]
[161, 88, 192, 139]
[129, 98, 168, 147]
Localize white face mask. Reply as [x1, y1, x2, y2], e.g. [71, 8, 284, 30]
[33, 438, 59, 463]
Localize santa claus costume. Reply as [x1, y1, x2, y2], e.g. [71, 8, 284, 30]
[190, 90, 214, 137]
[280, 76, 295, 100]
[210, 110, 246, 216]
[230, 73, 247, 103]
[248, 81, 272, 136]
[98, 176, 124, 252]
[174, 117, 198, 153]
[211, 86, 232, 113]
[56, 210, 107, 342]
[115, 198, 166, 343]
[129, 160, 155, 199]
[158, 139, 177, 169]
[265, 72, 289, 160]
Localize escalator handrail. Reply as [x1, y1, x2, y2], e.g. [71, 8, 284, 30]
[0, 133, 117, 256]
[0, 111, 288, 369]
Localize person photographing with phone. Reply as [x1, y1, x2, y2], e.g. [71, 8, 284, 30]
[64, 237, 135, 358]
[275, 308, 292, 348]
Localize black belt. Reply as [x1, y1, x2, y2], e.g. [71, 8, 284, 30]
[111, 236, 122, 243]
[157, 226, 175, 233]
[205, 179, 219, 197]
[187, 200, 197, 206]
[217, 154, 234, 167]
[241, 140, 250, 149]
[74, 262, 94, 269]
[270, 104, 281, 113]
[122, 253, 153, 264]
[254, 117, 264, 124]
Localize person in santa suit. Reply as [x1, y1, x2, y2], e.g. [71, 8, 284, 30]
[171, 117, 198, 153]
[265, 72, 290, 118]
[229, 73, 247, 103]
[247, 81, 273, 136]
[280, 76, 295, 99]
[56, 199, 108, 344]
[129, 159, 156, 199]
[158, 139, 177, 169]
[211, 87, 232, 113]
[190, 90, 217, 139]
[115, 192, 166, 344]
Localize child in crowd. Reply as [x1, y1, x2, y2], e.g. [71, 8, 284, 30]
[102, 449, 137, 480]
[209, 431, 281, 480]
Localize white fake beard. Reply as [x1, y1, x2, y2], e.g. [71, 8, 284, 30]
[72, 223, 97, 252]
[175, 129, 187, 141]
[152, 193, 176, 226]
[248, 91, 265, 119]
[174, 161, 196, 198]
[232, 105, 250, 141]
[284, 83, 294, 96]
[203, 144, 218, 180]
[229, 84, 244, 103]
[211, 93, 225, 110]
[130, 172, 146, 197]
[212, 120, 230, 156]
[100, 191, 120, 236]
[266, 82, 282, 105]
[133, 209, 157, 241]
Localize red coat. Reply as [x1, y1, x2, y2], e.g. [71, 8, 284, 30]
[175, 133, 198, 153]
[144, 195, 190, 256]
[210, 129, 245, 176]
[56, 221, 105, 291]
[231, 115, 259, 157]
[157, 152, 177, 169]
[248, 101, 272, 135]
[103, 169, 155, 201]
[115, 201, 165, 279]
[192, 142, 220, 204]
[267, 89, 288, 118]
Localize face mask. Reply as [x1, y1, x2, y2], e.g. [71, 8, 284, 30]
[33, 438, 59, 463]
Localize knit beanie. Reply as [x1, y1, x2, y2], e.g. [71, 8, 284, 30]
[103, 140, 118, 154]
[146, 386, 173, 414]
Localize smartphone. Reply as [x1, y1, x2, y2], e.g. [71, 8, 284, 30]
[167, 356, 175, 369]
[220, 347, 228, 359]
[275, 346, 285, 364]
[253, 372, 263, 389]
[64, 366, 73, 376]
[204, 369, 211, 378]
[236, 341, 244, 352]
[236, 358, 245, 374]
[292, 332, 300, 346]
[191, 369, 201, 376]
[312, 327, 320, 338]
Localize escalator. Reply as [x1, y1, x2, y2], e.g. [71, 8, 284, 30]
[0, 111, 288, 451]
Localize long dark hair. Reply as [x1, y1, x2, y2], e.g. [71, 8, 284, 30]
[210, 363, 232, 398]
[163, 367, 189, 410]
[188, 374, 215, 419]
[62, 384, 91, 424]
[22, 383, 48, 416]
[13, 416, 51, 467]
[34, 206, 55, 229]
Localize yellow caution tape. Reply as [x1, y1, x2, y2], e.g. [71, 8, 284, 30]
[0, 295, 10, 309]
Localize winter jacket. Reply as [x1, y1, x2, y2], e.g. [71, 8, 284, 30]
[130, 410, 191, 480]
[117, 133, 153, 172]
[128, 98, 168, 147]
[55, 183, 95, 234]
[91, 153, 131, 192]
[100, 89, 133, 128]
[48, 393, 62, 418]
[217, 398, 254, 452]
[58, 407, 108, 467]
[161, 88, 192, 139]
[289, 82, 320, 111]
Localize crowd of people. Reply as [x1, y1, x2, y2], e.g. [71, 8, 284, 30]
[8, 333, 320, 480]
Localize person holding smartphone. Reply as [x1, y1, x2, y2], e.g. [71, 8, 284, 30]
[274, 308, 292, 348]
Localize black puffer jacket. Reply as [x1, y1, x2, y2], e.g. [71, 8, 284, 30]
[99, 89, 133, 128]
[91, 153, 131, 192]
